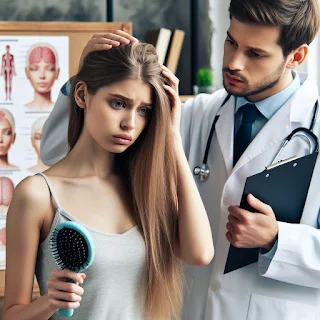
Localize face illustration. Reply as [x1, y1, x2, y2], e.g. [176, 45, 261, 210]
[222, 18, 291, 101]
[25, 45, 60, 94]
[31, 126, 42, 157]
[0, 117, 15, 156]
[5, 45, 10, 53]
[82, 79, 153, 154]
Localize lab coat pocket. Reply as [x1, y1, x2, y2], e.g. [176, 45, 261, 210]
[247, 293, 316, 320]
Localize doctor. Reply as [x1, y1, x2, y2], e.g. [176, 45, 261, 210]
[40, 1, 320, 319]
[181, 0, 320, 319]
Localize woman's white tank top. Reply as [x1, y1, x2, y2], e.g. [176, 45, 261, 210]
[35, 172, 147, 320]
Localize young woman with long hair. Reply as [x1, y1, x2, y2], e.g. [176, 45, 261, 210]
[3, 32, 214, 320]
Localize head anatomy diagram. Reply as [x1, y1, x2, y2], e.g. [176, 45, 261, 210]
[69, 42, 182, 320]
[0, 108, 15, 156]
[25, 43, 60, 94]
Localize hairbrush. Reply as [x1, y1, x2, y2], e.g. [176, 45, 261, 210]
[50, 221, 95, 317]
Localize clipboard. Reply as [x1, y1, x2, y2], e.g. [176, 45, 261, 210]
[224, 151, 318, 274]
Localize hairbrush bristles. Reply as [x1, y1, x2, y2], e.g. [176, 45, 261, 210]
[51, 228, 90, 272]
[50, 221, 95, 273]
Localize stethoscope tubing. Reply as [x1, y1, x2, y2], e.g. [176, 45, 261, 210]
[194, 97, 319, 181]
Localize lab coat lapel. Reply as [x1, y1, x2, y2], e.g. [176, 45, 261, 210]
[215, 96, 235, 174]
[232, 101, 292, 171]
[233, 72, 318, 172]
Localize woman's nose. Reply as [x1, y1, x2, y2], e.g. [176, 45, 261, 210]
[121, 111, 136, 131]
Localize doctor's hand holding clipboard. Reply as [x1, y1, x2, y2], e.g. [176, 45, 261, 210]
[224, 115, 319, 273]
[226, 193, 278, 250]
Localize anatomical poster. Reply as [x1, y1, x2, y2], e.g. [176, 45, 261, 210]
[0, 35, 69, 269]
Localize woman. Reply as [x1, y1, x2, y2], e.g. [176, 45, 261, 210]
[24, 43, 60, 112]
[28, 116, 50, 173]
[0, 108, 18, 169]
[3, 36, 214, 320]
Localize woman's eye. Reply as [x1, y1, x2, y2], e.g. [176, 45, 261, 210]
[110, 100, 124, 109]
[138, 107, 151, 117]
[4, 130, 12, 136]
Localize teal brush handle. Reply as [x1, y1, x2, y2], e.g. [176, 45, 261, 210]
[58, 278, 75, 317]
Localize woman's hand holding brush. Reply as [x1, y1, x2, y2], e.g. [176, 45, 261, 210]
[46, 269, 86, 312]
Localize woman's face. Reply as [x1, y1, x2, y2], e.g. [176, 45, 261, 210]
[31, 127, 42, 157]
[25, 59, 59, 94]
[80, 78, 154, 154]
[0, 118, 15, 156]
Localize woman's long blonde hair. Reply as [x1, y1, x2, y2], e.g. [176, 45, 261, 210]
[68, 43, 182, 319]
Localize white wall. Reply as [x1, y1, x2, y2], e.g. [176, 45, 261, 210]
[298, 36, 320, 89]
[209, 0, 230, 89]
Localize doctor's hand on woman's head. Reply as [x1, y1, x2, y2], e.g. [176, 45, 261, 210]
[161, 65, 181, 136]
[79, 30, 138, 71]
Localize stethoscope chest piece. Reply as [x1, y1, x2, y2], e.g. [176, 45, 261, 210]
[193, 164, 210, 181]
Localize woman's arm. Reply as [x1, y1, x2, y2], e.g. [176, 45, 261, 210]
[162, 65, 214, 266]
[2, 176, 84, 320]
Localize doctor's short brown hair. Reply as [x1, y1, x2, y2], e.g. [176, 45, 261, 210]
[229, 0, 320, 57]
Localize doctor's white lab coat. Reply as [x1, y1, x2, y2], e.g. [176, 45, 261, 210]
[180, 72, 320, 320]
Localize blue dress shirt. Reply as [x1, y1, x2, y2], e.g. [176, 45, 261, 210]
[235, 71, 301, 140]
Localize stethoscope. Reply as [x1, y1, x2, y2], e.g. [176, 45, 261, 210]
[193, 95, 319, 182]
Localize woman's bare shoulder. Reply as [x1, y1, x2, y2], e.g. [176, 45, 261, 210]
[10, 175, 52, 218]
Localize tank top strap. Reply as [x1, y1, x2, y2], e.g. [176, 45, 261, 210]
[36, 172, 61, 210]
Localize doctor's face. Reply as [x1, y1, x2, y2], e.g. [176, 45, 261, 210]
[222, 18, 292, 102]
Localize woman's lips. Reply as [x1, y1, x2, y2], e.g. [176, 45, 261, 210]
[112, 134, 132, 145]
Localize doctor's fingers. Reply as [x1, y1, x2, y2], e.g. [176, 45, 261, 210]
[93, 30, 138, 43]
[228, 205, 253, 224]
[227, 215, 246, 236]
[161, 65, 180, 93]
[87, 37, 122, 51]
[79, 37, 120, 70]
[226, 222, 235, 234]
[247, 194, 275, 217]
[92, 31, 138, 44]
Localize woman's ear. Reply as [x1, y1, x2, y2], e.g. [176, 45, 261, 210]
[74, 81, 88, 109]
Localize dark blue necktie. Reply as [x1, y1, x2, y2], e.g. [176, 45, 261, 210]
[225, 103, 261, 273]
[233, 104, 260, 165]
